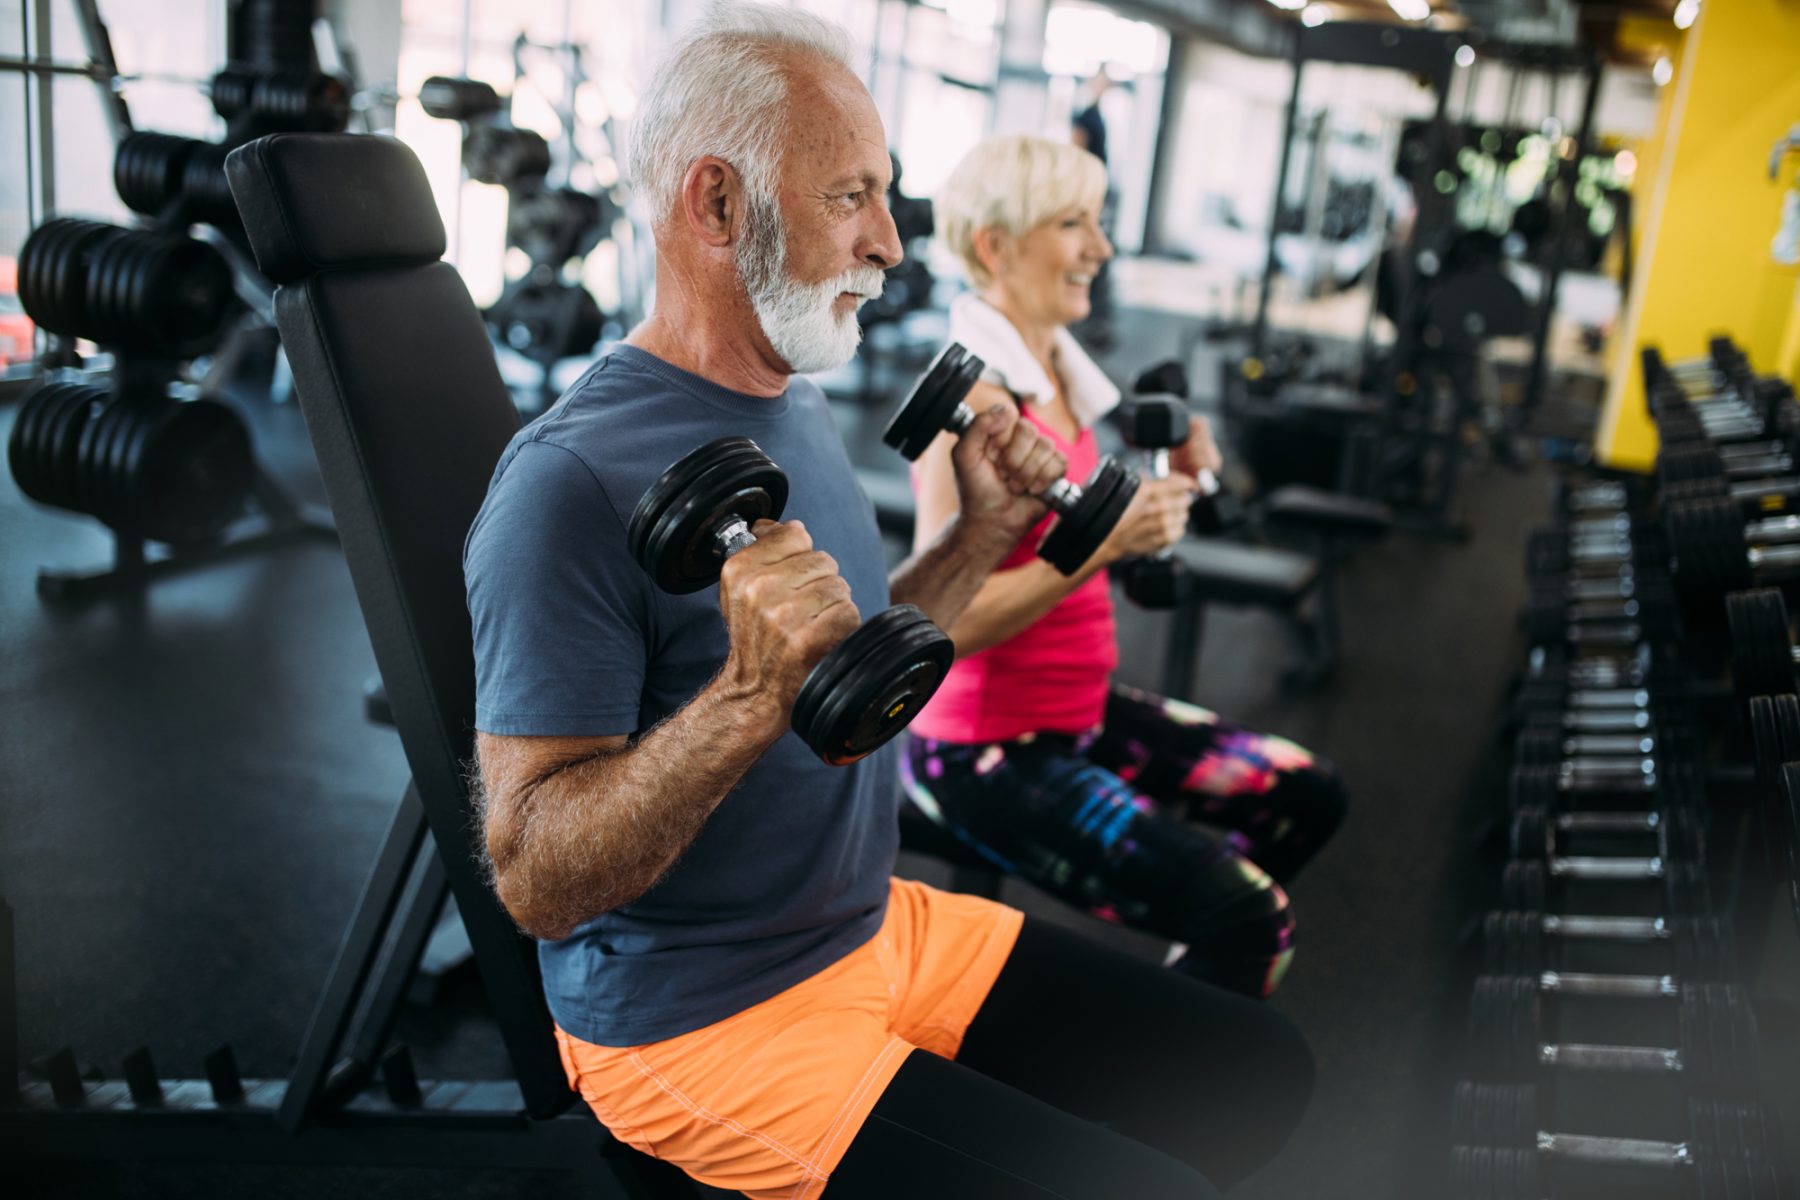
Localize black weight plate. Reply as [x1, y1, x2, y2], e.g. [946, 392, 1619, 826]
[1508, 806, 1551, 861]
[40, 219, 93, 335]
[1783, 762, 1800, 942]
[151, 237, 234, 358]
[1447, 1146, 1481, 1200]
[100, 230, 150, 349]
[87, 391, 132, 528]
[1483, 912, 1542, 978]
[628, 437, 788, 594]
[790, 604, 953, 765]
[15, 222, 53, 328]
[1522, 587, 1570, 644]
[72, 390, 117, 518]
[101, 393, 156, 530]
[136, 398, 255, 544]
[56, 222, 110, 340]
[116, 395, 184, 539]
[1038, 457, 1137, 576]
[24, 383, 76, 508]
[1524, 527, 1567, 576]
[1507, 764, 1560, 821]
[1500, 861, 1547, 912]
[119, 237, 171, 355]
[43, 384, 101, 511]
[1675, 916, 1737, 982]
[47, 219, 100, 336]
[883, 342, 984, 462]
[83, 233, 128, 348]
[29, 385, 90, 507]
[7, 384, 55, 503]
[1731, 590, 1795, 698]
[18, 220, 68, 331]
[1666, 806, 1707, 861]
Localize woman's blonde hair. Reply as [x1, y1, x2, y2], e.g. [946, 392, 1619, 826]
[936, 134, 1108, 287]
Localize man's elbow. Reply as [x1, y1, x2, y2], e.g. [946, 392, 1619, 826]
[492, 866, 577, 942]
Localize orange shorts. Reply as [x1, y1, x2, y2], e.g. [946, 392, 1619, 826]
[554, 876, 1023, 1200]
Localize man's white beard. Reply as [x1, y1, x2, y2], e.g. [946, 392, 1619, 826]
[737, 192, 885, 376]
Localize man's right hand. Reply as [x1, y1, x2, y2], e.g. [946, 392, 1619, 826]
[717, 519, 862, 720]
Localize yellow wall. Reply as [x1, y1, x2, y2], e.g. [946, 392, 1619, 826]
[1595, 0, 1800, 469]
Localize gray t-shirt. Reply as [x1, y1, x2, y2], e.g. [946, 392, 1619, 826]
[465, 345, 898, 1046]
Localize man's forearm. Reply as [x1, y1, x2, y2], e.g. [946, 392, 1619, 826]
[889, 513, 1023, 631]
[491, 682, 784, 940]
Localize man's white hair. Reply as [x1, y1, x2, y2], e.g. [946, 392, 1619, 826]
[630, 1, 853, 226]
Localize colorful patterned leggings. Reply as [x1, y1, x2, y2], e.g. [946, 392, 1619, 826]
[900, 685, 1348, 998]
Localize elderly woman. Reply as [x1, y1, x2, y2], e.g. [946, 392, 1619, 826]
[902, 134, 1348, 1000]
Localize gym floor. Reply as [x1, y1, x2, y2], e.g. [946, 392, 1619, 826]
[0, 309, 1707, 1198]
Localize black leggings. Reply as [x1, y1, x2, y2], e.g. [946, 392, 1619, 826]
[902, 685, 1348, 998]
[828, 918, 1315, 1198]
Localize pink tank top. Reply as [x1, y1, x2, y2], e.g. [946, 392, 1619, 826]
[909, 404, 1118, 744]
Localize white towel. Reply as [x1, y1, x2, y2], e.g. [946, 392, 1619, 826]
[945, 292, 1119, 430]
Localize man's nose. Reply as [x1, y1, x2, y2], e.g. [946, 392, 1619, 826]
[861, 206, 903, 271]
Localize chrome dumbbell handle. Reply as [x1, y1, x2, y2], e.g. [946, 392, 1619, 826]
[1538, 969, 1678, 999]
[1536, 1132, 1691, 1168]
[711, 516, 759, 559]
[1541, 913, 1668, 941]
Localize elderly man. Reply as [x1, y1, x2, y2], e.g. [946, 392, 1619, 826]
[465, 4, 1311, 1197]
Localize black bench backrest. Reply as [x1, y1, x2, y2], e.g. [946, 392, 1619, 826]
[226, 132, 570, 1116]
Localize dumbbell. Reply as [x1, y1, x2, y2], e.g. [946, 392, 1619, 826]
[1657, 440, 1800, 517]
[1555, 477, 1633, 517]
[1511, 735, 1697, 800]
[1526, 522, 1668, 579]
[1665, 496, 1800, 595]
[1451, 1085, 1791, 1198]
[1509, 798, 1706, 883]
[1466, 976, 1760, 1092]
[1501, 857, 1711, 916]
[1523, 574, 1678, 646]
[419, 75, 506, 121]
[209, 66, 350, 133]
[1482, 909, 1735, 982]
[113, 132, 241, 229]
[884, 343, 1139, 575]
[1127, 360, 1242, 538]
[626, 436, 953, 765]
[1113, 393, 1190, 608]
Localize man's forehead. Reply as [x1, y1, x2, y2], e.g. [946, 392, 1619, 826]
[784, 62, 890, 183]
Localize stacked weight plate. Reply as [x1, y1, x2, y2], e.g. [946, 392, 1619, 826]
[1452, 341, 1795, 1199]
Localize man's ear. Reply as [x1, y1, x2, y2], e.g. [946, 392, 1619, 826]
[972, 225, 1010, 279]
[678, 156, 739, 247]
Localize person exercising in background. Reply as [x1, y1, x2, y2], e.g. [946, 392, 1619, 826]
[1069, 68, 1117, 348]
[467, 5, 1311, 1198]
[902, 133, 1349, 1000]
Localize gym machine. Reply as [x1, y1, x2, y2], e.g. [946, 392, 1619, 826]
[419, 53, 621, 411]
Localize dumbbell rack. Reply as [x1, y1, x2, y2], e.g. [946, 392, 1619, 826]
[1446, 341, 1800, 1198]
[6, 0, 356, 602]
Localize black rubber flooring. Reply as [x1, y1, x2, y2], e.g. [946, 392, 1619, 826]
[5, 312, 1787, 1198]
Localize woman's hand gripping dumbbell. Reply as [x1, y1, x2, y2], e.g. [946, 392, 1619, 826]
[1112, 394, 1208, 607]
[628, 437, 954, 765]
[887, 342, 1162, 574]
